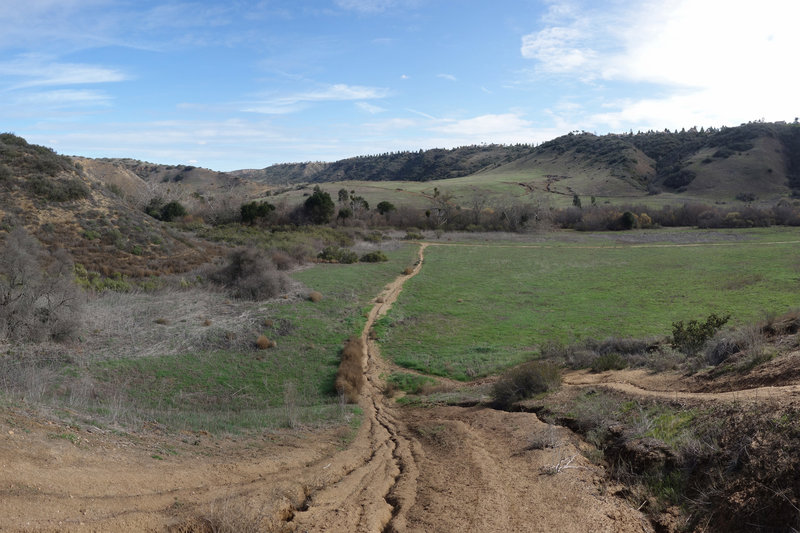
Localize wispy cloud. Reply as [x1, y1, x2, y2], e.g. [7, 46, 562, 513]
[14, 89, 112, 108]
[0, 55, 128, 89]
[437, 73, 457, 82]
[244, 83, 390, 114]
[356, 101, 385, 114]
[334, 0, 420, 13]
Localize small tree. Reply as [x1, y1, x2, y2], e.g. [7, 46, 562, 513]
[572, 194, 582, 209]
[304, 186, 335, 224]
[376, 201, 396, 217]
[240, 200, 275, 225]
[338, 188, 349, 205]
[619, 211, 637, 230]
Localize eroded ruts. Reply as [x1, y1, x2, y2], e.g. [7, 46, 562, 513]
[291, 244, 426, 532]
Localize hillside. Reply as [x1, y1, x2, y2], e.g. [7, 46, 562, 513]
[99, 157, 269, 200]
[0, 134, 216, 279]
[235, 144, 535, 184]
[243, 121, 800, 205]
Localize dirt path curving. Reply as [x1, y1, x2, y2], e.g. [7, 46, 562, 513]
[563, 369, 800, 405]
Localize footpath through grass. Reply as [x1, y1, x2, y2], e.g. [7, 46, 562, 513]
[377, 228, 800, 380]
[88, 244, 418, 433]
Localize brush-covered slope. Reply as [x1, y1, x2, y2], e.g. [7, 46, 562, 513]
[478, 121, 800, 202]
[0, 134, 214, 278]
[236, 144, 535, 184]
[100, 158, 269, 198]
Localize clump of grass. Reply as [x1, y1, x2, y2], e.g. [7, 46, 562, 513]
[255, 335, 271, 350]
[385, 372, 436, 395]
[308, 291, 323, 302]
[491, 361, 561, 409]
[335, 336, 365, 403]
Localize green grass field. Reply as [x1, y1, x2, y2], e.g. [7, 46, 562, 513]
[377, 228, 800, 380]
[83, 244, 419, 433]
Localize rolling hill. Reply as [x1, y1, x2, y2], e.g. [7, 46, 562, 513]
[0, 133, 218, 279]
[244, 121, 800, 206]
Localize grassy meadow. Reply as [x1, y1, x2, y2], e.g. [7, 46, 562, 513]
[36, 244, 419, 433]
[376, 228, 800, 380]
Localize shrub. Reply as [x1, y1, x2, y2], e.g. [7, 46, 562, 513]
[335, 336, 365, 403]
[491, 361, 561, 409]
[317, 246, 358, 264]
[0, 228, 83, 342]
[672, 313, 730, 356]
[210, 247, 290, 300]
[255, 334, 270, 349]
[590, 353, 628, 372]
[359, 251, 388, 263]
[240, 200, 275, 224]
[308, 291, 323, 302]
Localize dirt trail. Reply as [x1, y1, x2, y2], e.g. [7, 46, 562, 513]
[564, 369, 800, 405]
[293, 242, 649, 532]
[0, 242, 649, 532]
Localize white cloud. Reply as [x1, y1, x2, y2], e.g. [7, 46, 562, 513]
[432, 113, 532, 136]
[14, 89, 112, 107]
[334, 0, 420, 13]
[521, 25, 595, 73]
[0, 55, 127, 89]
[437, 73, 457, 82]
[522, 0, 800, 130]
[356, 101, 385, 114]
[244, 83, 391, 114]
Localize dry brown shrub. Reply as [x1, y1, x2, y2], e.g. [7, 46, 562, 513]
[308, 291, 323, 302]
[403, 266, 414, 275]
[264, 318, 274, 327]
[255, 334, 270, 349]
[203, 318, 212, 326]
[270, 249, 296, 271]
[335, 336, 365, 403]
[154, 317, 170, 325]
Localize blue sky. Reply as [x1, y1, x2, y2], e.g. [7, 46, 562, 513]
[1, 0, 798, 171]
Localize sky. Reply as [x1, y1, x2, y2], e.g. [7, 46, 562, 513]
[1, 0, 798, 171]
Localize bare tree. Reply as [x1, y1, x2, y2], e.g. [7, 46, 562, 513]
[0, 228, 83, 342]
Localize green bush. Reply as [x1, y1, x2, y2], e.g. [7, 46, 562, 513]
[491, 361, 561, 409]
[672, 313, 730, 356]
[317, 246, 358, 264]
[590, 353, 628, 372]
[359, 251, 388, 263]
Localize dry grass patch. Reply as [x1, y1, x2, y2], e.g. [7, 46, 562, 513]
[335, 336, 365, 403]
[308, 291, 323, 303]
